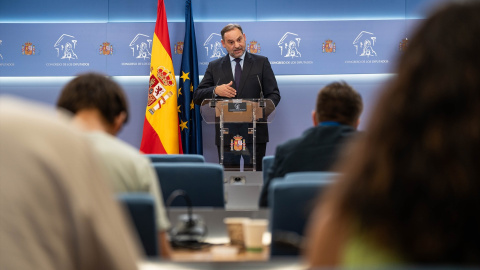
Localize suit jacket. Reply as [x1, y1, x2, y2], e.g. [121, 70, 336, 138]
[259, 124, 358, 207]
[193, 52, 281, 145]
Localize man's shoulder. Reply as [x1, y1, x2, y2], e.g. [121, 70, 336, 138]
[246, 52, 268, 61]
[208, 55, 228, 66]
[87, 132, 147, 163]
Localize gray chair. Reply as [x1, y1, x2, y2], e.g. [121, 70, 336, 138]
[262, 155, 275, 184]
[269, 180, 332, 256]
[152, 162, 225, 207]
[284, 171, 340, 182]
[145, 154, 205, 163]
[117, 193, 158, 257]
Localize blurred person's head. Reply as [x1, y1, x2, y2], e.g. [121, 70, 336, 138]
[313, 81, 363, 128]
[308, 0, 480, 265]
[57, 72, 129, 136]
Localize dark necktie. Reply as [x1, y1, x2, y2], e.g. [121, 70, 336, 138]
[234, 58, 242, 90]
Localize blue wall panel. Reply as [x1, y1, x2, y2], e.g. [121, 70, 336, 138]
[0, 0, 109, 23]
[0, 0, 454, 159]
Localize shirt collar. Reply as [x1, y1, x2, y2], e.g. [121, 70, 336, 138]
[229, 51, 246, 62]
[319, 121, 341, 126]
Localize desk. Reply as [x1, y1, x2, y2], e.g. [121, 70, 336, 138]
[139, 258, 306, 270]
[167, 208, 270, 262]
[171, 245, 269, 262]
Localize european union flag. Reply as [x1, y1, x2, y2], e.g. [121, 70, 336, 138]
[178, 0, 202, 154]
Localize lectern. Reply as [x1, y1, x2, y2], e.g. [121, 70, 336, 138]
[200, 98, 276, 171]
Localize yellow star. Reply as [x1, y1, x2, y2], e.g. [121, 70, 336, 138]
[177, 105, 181, 113]
[179, 120, 188, 131]
[190, 100, 194, 110]
[178, 87, 182, 96]
[180, 71, 190, 82]
[190, 84, 194, 92]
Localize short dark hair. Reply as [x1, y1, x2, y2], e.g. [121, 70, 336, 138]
[315, 81, 363, 126]
[57, 72, 129, 125]
[221, 24, 243, 40]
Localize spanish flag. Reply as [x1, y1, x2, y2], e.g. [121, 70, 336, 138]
[140, 0, 182, 154]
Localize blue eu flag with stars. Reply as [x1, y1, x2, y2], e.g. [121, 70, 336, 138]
[178, 0, 202, 154]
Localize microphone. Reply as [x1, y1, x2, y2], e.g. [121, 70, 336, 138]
[166, 189, 207, 248]
[256, 75, 266, 108]
[209, 78, 221, 108]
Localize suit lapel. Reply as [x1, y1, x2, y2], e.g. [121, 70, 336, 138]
[238, 52, 253, 94]
[221, 56, 234, 84]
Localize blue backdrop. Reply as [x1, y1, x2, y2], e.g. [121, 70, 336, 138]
[0, 0, 453, 164]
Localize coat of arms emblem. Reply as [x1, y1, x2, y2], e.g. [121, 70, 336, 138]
[22, 42, 35, 55]
[230, 135, 246, 151]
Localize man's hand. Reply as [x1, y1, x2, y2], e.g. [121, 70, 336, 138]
[214, 81, 237, 98]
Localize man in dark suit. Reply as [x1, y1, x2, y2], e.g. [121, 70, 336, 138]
[193, 23, 281, 171]
[258, 81, 363, 207]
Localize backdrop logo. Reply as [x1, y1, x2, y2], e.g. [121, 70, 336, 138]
[247, 41, 261, 54]
[322, 40, 336, 53]
[54, 34, 78, 60]
[399, 38, 409, 52]
[353, 31, 377, 57]
[22, 42, 36, 55]
[203, 33, 225, 59]
[174, 42, 184, 54]
[99, 42, 113, 55]
[278, 32, 302, 58]
[129, 34, 152, 60]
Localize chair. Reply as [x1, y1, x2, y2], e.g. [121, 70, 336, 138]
[117, 193, 158, 257]
[269, 180, 332, 256]
[262, 155, 275, 184]
[284, 171, 340, 182]
[152, 162, 225, 207]
[144, 154, 205, 163]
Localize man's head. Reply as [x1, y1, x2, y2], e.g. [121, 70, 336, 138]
[57, 72, 129, 135]
[221, 24, 246, 58]
[313, 81, 363, 128]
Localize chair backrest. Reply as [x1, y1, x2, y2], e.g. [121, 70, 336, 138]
[284, 171, 340, 182]
[117, 193, 158, 257]
[262, 155, 275, 184]
[269, 180, 332, 256]
[145, 154, 205, 163]
[152, 162, 225, 207]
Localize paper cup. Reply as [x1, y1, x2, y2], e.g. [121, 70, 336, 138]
[243, 219, 268, 252]
[224, 217, 250, 246]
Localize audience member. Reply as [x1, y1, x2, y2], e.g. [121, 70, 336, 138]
[0, 96, 140, 270]
[56, 73, 172, 258]
[305, 1, 480, 267]
[259, 81, 362, 207]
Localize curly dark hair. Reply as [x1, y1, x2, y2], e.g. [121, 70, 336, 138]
[57, 72, 129, 125]
[326, 1, 480, 264]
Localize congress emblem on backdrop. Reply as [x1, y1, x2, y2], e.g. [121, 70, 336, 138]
[353, 31, 377, 57]
[322, 40, 336, 53]
[174, 42, 184, 55]
[54, 34, 78, 60]
[247, 41, 261, 54]
[230, 135, 246, 152]
[278, 32, 302, 58]
[399, 38, 409, 52]
[129, 34, 152, 60]
[203, 33, 226, 59]
[22, 42, 36, 55]
[99, 42, 113, 55]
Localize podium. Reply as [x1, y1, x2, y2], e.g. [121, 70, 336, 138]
[200, 98, 276, 171]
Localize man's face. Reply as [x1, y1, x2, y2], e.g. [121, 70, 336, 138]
[221, 28, 246, 58]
